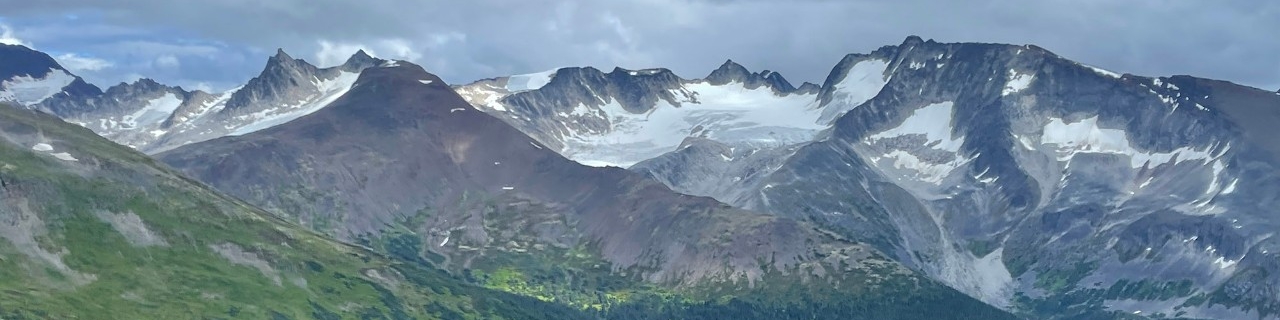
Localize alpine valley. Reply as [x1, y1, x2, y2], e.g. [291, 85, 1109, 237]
[1, 34, 1277, 320]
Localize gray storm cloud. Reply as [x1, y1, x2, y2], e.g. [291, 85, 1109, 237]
[1, 0, 1276, 91]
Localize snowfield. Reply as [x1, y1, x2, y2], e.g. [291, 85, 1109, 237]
[862, 102, 971, 185]
[504, 69, 557, 92]
[0, 68, 77, 106]
[559, 81, 822, 168]
[819, 59, 890, 124]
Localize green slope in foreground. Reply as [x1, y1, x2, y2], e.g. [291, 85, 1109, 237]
[0, 105, 594, 319]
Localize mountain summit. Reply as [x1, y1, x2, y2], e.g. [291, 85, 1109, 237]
[705, 59, 797, 93]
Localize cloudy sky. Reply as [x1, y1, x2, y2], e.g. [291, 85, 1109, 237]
[0, 0, 1276, 92]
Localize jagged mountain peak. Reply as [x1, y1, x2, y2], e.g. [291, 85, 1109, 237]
[222, 48, 327, 112]
[796, 81, 821, 94]
[271, 47, 293, 61]
[703, 59, 799, 94]
[120, 77, 166, 90]
[340, 49, 385, 72]
[264, 48, 312, 70]
[902, 34, 926, 46]
[760, 69, 796, 92]
[100, 77, 181, 98]
[706, 59, 751, 82]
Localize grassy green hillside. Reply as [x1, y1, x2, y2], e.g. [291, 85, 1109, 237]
[0, 105, 597, 319]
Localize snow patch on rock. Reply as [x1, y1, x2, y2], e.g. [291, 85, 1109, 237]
[560, 81, 821, 168]
[1039, 116, 1222, 169]
[121, 93, 183, 130]
[863, 102, 970, 184]
[819, 59, 890, 124]
[1002, 69, 1034, 96]
[0, 69, 77, 106]
[1082, 63, 1122, 78]
[458, 62, 889, 171]
[504, 69, 557, 92]
[50, 152, 77, 162]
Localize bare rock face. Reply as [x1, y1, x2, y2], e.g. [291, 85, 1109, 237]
[728, 38, 1280, 318]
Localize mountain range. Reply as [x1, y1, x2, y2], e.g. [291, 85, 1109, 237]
[3, 34, 1279, 320]
[0, 42, 1012, 319]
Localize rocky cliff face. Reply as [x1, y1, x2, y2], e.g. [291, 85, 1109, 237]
[734, 37, 1280, 319]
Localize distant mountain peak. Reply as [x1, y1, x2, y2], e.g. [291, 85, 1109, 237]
[795, 82, 821, 95]
[608, 66, 675, 78]
[703, 59, 798, 94]
[131, 77, 161, 86]
[100, 77, 174, 97]
[340, 49, 385, 72]
[901, 35, 926, 46]
[347, 49, 374, 63]
[271, 48, 293, 61]
[223, 48, 326, 113]
[715, 59, 749, 73]
[760, 70, 796, 92]
[705, 59, 752, 85]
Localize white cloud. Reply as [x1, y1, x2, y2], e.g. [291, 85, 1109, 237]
[0, 24, 31, 47]
[314, 38, 427, 67]
[315, 40, 372, 67]
[55, 53, 114, 71]
[154, 54, 180, 68]
[120, 73, 146, 84]
[426, 32, 465, 47]
[191, 82, 214, 92]
[378, 38, 423, 61]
